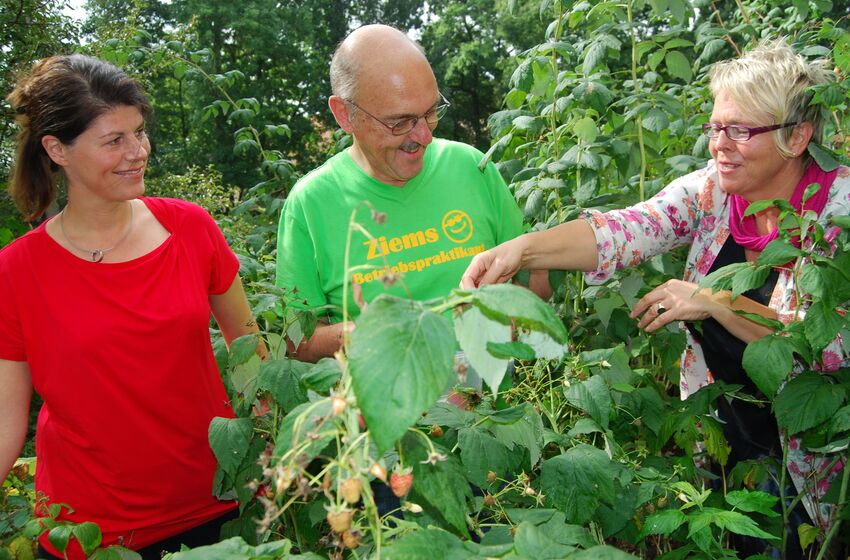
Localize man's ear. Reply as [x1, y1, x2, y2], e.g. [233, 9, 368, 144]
[329, 96, 355, 134]
[41, 135, 68, 167]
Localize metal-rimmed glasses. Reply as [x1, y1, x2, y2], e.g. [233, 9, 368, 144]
[346, 93, 451, 136]
[701, 121, 798, 142]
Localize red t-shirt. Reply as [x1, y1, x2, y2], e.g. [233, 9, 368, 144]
[0, 198, 239, 558]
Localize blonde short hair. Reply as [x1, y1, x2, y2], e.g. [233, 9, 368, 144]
[709, 38, 833, 157]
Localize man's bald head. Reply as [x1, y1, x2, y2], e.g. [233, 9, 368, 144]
[330, 24, 432, 101]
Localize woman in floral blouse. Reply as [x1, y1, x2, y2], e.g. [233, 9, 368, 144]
[462, 39, 849, 557]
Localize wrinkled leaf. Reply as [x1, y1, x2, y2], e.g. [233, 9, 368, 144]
[350, 295, 455, 454]
[540, 444, 617, 524]
[208, 417, 252, 478]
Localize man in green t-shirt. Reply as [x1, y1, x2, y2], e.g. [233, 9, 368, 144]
[276, 24, 549, 362]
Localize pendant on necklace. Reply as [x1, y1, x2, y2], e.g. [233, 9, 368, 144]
[91, 250, 105, 263]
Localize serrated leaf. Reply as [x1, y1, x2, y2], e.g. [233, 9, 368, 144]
[566, 375, 612, 430]
[774, 372, 845, 433]
[569, 545, 641, 560]
[350, 295, 455, 454]
[756, 239, 804, 267]
[166, 536, 295, 560]
[257, 359, 309, 411]
[208, 417, 252, 478]
[741, 334, 795, 397]
[487, 403, 545, 466]
[730, 264, 770, 300]
[382, 528, 474, 560]
[455, 305, 511, 397]
[301, 357, 342, 393]
[513, 521, 576, 559]
[486, 341, 535, 361]
[725, 489, 779, 517]
[711, 508, 779, 539]
[540, 444, 617, 524]
[807, 143, 840, 172]
[665, 50, 692, 81]
[72, 522, 102, 555]
[574, 117, 599, 142]
[48, 525, 72, 553]
[804, 302, 847, 356]
[458, 283, 567, 343]
[404, 434, 472, 538]
[421, 402, 477, 429]
[228, 334, 259, 366]
[458, 427, 513, 487]
[639, 509, 687, 538]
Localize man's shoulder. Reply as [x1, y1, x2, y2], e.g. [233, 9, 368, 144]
[288, 151, 351, 200]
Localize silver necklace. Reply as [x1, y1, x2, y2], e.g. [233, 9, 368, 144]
[59, 202, 135, 263]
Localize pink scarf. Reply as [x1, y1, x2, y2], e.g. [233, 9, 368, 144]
[729, 162, 838, 251]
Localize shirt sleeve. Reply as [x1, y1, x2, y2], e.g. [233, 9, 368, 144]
[276, 198, 328, 312]
[0, 252, 26, 361]
[484, 160, 524, 244]
[582, 170, 705, 284]
[192, 203, 240, 295]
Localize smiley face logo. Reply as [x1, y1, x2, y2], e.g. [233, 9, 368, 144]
[441, 210, 473, 243]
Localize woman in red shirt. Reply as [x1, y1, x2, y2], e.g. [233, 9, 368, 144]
[0, 54, 262, 559]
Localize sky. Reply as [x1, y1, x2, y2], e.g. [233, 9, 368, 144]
[62, 0, 87, 22]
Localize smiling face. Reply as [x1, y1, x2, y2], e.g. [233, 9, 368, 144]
[708, 90, 808, 202]
[345, 60, 440, 187]
[44, 104, 150, 203]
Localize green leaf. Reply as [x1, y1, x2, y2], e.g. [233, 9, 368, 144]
[741, 334, 795, 397]
[257, 359, 309, 411]
[458, 427, 513, 487]
[518, 329, 565, 360]
[804, 302, 847, 355]
[272, 399, 334, 458]
[208, 417, 253, 479]
[757, 239, 804, 267]
[574, 116, 599, 142]
[569, 545, 641, 560]
[710, 508, 779, 540]
[421, 402, 477, 429]
[665, 50, 693, 81]
[88, 547, 142, 560]
[349, 295, 455, 454]
[725, 489, 779, 517]
[513, 521, 576, 559]
[228, 334, 259, 366]
[166, 536, 296, 560]
[807, 143, 840, 172]
[774, 372, 845, 433]
[458, 283, 568, 343]
[486, 341, 535, 361]
[540, 444, 617, 524]
[565, 375, 612, 430]
[454, 305, 511, 397]
[301, 358, 342, 393]
[72, 522, 102, 555]
[642, 108, 669, 133]
[638, 509, 687, 537]
[48, 525, 72, 554]
[730, 265, 770, 300]
[829, 404, 850, 438]
[798, 523, 822, 551]
[404, 434, 472, 538]
[486, 403, 544, 466]
[382, 528, 476, 560]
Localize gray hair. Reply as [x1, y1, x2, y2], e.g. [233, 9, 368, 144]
[709, 38, 834, 157]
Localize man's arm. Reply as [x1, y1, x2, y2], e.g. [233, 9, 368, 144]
[286, 321, 354, 363]
[0, 359, 31, 482]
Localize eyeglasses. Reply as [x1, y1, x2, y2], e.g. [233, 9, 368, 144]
[346, 93, 451, 136]
[701, 121, 798, 142]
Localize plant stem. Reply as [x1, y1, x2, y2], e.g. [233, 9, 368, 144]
[626, 0, 648, 201]
[815, 459, 848, 560]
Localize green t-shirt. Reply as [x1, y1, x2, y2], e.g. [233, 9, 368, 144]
[276, 138, 524, 322]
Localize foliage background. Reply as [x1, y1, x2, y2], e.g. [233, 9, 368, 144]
[2, 0, 850, 558]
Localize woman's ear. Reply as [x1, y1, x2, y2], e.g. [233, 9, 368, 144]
[790, 121, 814, 156]
[328, 96, 355, 134]
[41, 135, 68, 167]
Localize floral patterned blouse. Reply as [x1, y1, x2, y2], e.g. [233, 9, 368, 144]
[582, 160, 850, 526]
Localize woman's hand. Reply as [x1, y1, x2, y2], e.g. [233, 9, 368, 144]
[460, 236, 527, 289]
[631, 279, 716, 332]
